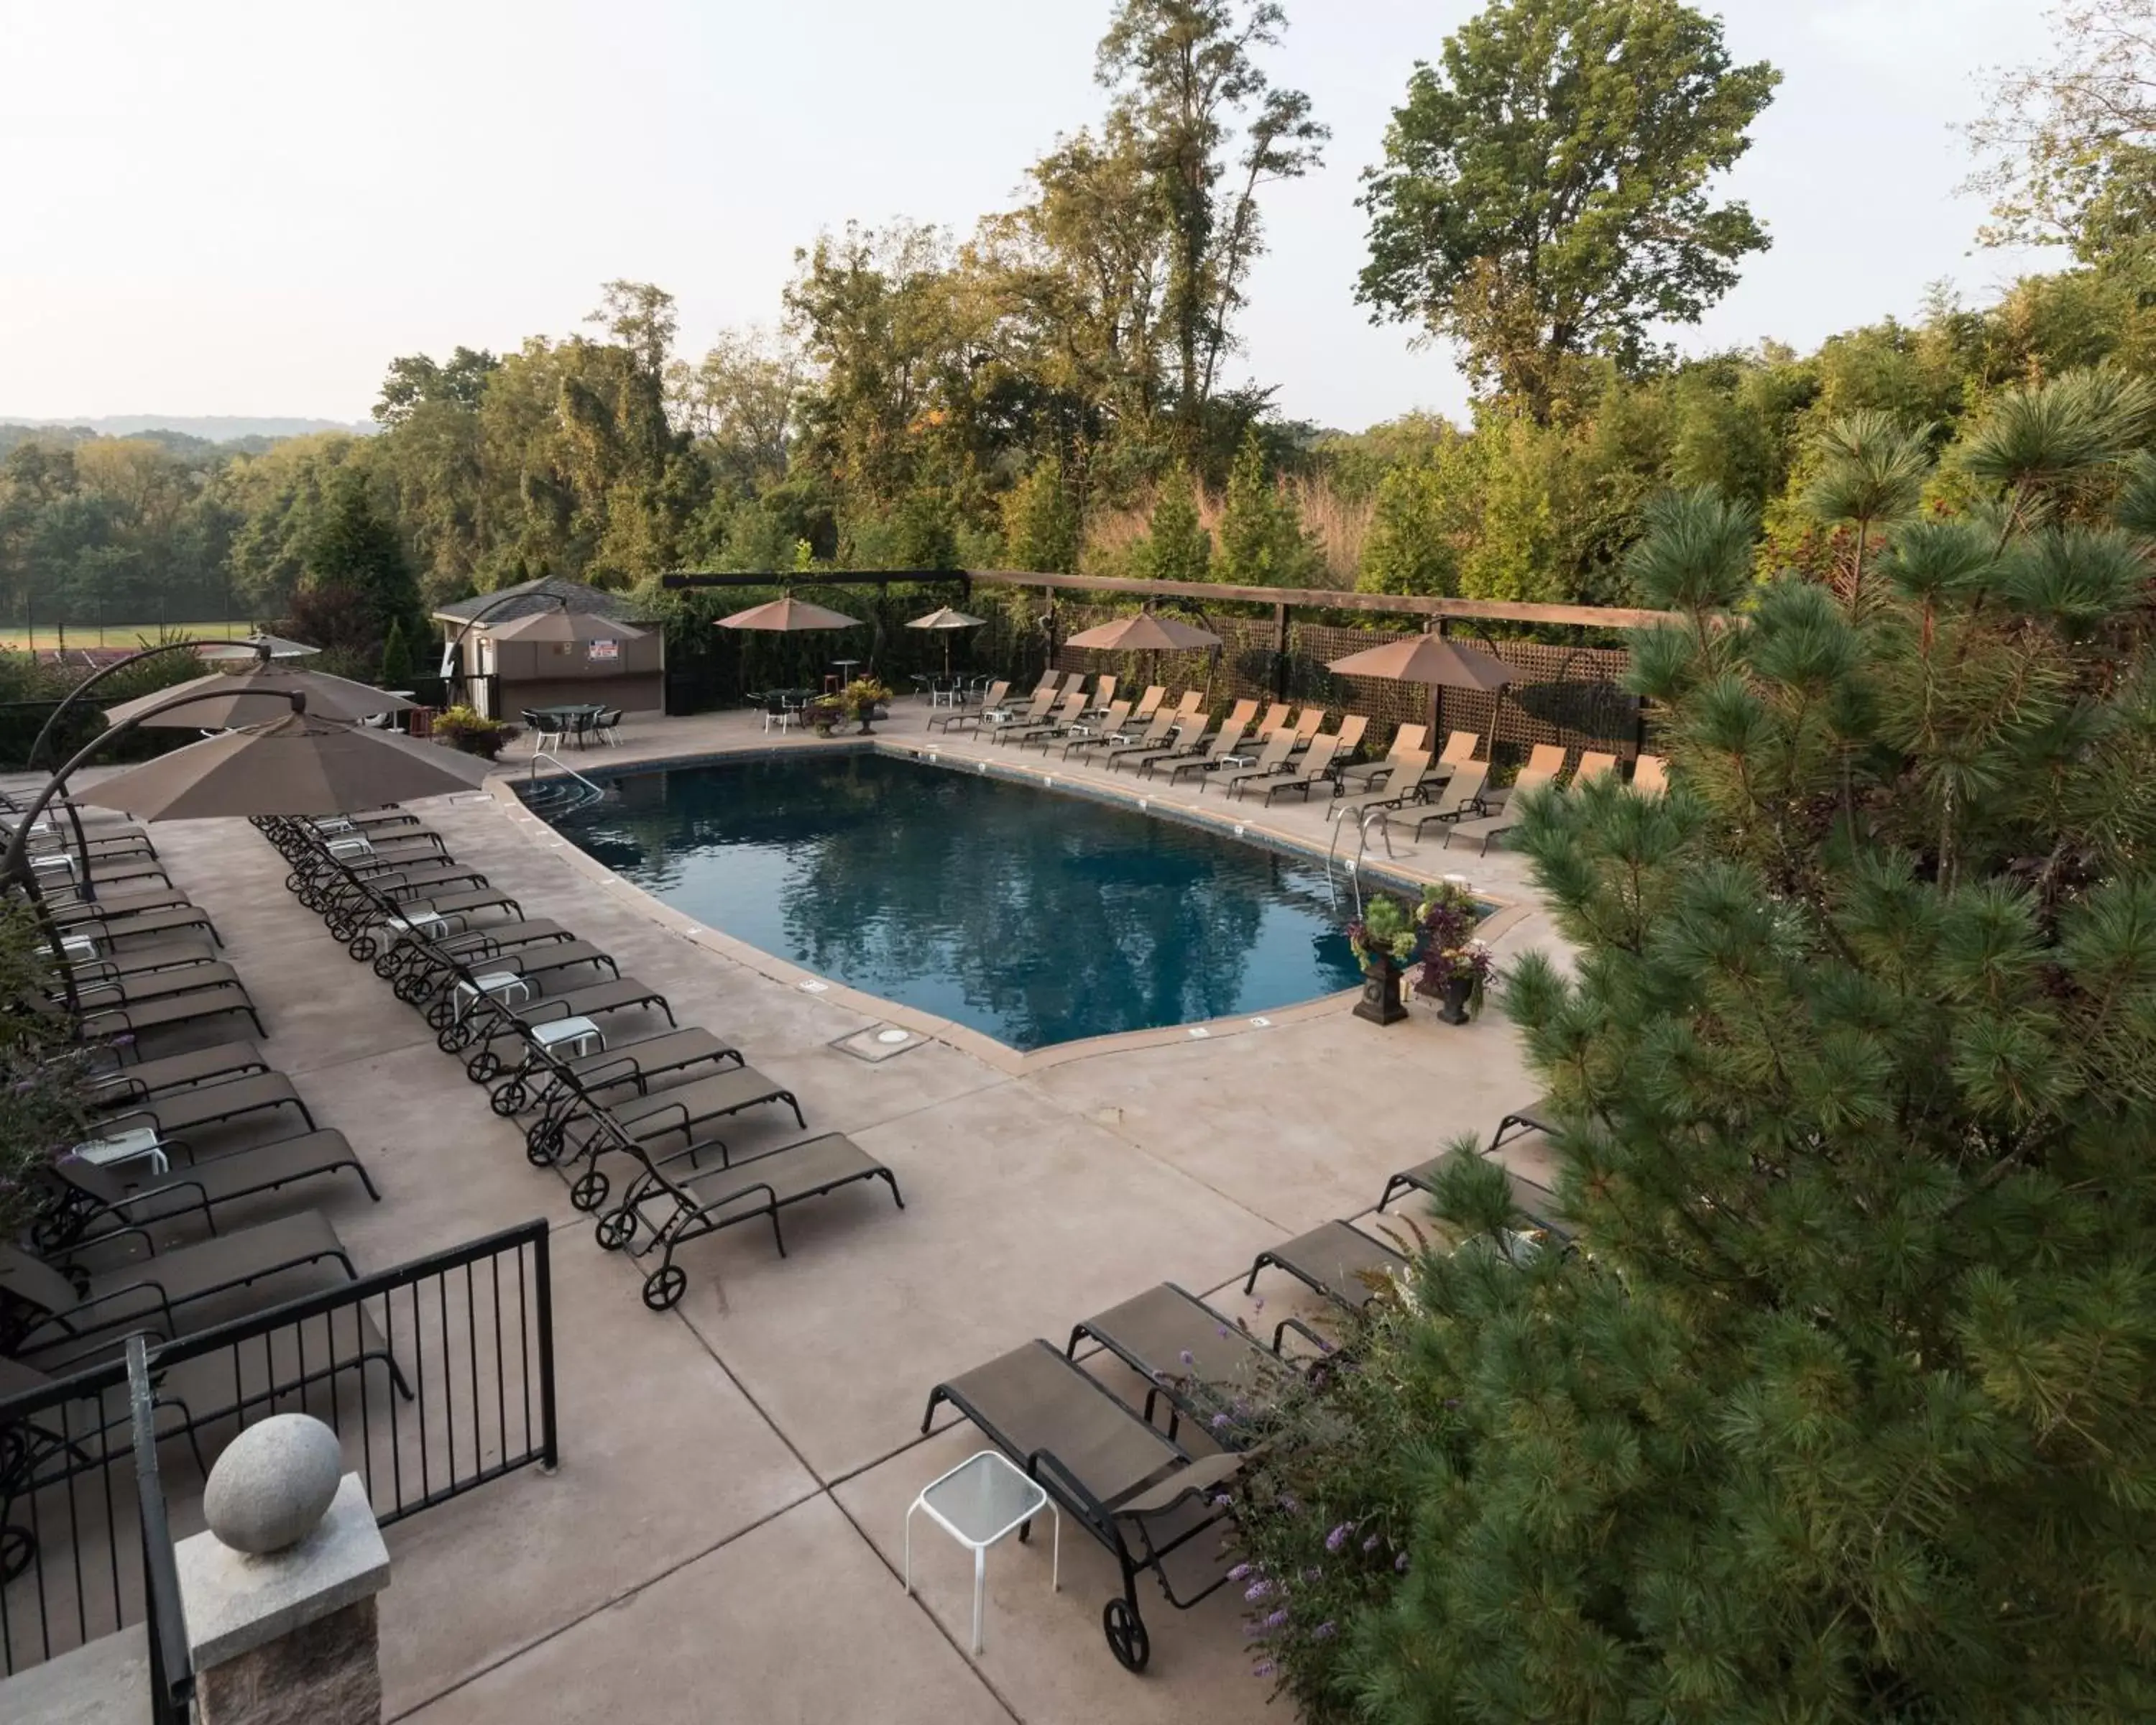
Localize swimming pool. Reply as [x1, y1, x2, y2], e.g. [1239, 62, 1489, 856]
[535, 750, 1368, 1050]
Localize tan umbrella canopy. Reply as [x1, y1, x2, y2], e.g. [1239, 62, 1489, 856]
[1325, 632, 1515, 689]
[905, 606, 987, 675]
[486, 608, 647, 644]
[103, 664, 415, 730]
[194, 632, 320, 662]
[717, 595, 863, 632]
[1064, 612, 1222, 653]
[73, 711, 495, 821]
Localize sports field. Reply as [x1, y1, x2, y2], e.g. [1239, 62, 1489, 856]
[0, 620, 255, 651]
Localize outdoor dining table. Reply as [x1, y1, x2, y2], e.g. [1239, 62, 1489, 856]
[530, 704, 608, 748]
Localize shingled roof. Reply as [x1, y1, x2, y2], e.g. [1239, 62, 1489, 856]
[430, 576, 645, 627]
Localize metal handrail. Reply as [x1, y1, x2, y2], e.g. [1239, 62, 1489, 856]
[127, 1335, 194, 1725]
[528, 752, 609, 810]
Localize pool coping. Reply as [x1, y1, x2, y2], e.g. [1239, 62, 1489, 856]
[494, 740, 1537, 1077]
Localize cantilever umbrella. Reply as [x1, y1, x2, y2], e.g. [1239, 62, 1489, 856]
[103, 664, 415, 730]
[716, 595, 862, 632]
[73, 711, 497, 821]
[194, 632, 320, 662]
[1064, 609, 1223, 697]
[486, 608, 647, 645]
[1327, 630, 1516, 748]
[904, 605, 987, 676]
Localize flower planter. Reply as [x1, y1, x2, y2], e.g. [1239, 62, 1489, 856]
[1435, 972, 1475, 1025]
[1353, 954, 1409, 1026]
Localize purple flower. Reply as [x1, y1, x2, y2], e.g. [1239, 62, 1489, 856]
[1394, 1551, 1410, 1572]
[1313, 1621, 1337, 1641]
[1179, 1348, 1194, 1365]
[1325, 1522, 1351, 1552]
[1212, 1494, 1233, 1508]
[1216, 1324, 1230, 1338]
[1262, 1607, 1289, 1629]
[1210, 1412, 1230, 1431]
[1227, 1562, 1250, 1581]
[1252, 1660, 1277, 1678]
[1363, 1534, 1381, 1552]
[1244, 1580, 1271, 1602]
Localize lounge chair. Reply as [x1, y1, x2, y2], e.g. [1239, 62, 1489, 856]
[1574, 750, 1618, 784]
[1253, 734, 1341, 804]
[1325, 714, 1369, 763]
[490, 1024, 745, 1121]
[996, 691, 1086, 748]
[51, 903, 219, 949]
[1325, 750, 1434, 827]
[1488, 1095, 1559, 1153]
[1049, 700, 1130, 759]
[1336, 722, 1428, 793]
[1067, 1282, 1286, 1439]
[1168, 690, 1205, 722]
[1219, 696, 1258, 733]
[921, 1338, 1241, 1672]
[547, 1063, 808, 1211]
[983, 683, 1059, 741]
[1376, 1157, 1572, 1253]
[53, 936, 218, 981]
[90, 1070, 315, 1142]
[78, 980, 264, 1043]
[0, 1211, 359, 1353]
[594, 1130, 903, 1300]
[1209, 730, 1296, 797]
[1250, 702, 1292, 740]
[1084, 674, 1120, 716]
[1153, 722, 1248, 785]
[34, 1128, 379, 1249]
[1437, 756, 1554, 853]
[1093, 709, 1178, 767]
[1243, 1220, 1410, 1343]
[927, 678, 1008, 734]
[1632, 754, 1669, 795]
[60, 960, 247, 1011]
[1108, 718, 1207, 776]
[24, 850, 169, 891]
[1127, 685, 1167, 722]
[1286, 707, 1326, 748]
[80, 1040, 268, 1102]
[1391, 762, 1491, 842]
[453, 975, 678, 1078]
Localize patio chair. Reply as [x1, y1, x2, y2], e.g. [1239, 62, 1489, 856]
[1220, 696, 1258, 733]
[1325, 714, 1369, 763]
[1153, 722, 1248, 785]
[1054, 700, 1132, 760]
[60, 960, 247, 1013]
[88, 1070, 315, 1143]
[592, 709, 623, 747]
[1376, 1158, 1572, 1255]
[1489, 1094, 1560, 1154]
[1632, 754, 1669, 796]
[1084, 673, 1120, 716]
[1251, 702, 1293, 740]
[921, 1338, 1243, 1672]
[1391, 761, 1491, 842]
[49, 901, 218, 949]
[1325, 750, 1434, 827]
[1094, 708, 1177, 767]
[0, 1211, 359, 1354]
[1253, 734, 1341, 804]
[1128, 685, 1166, 722]
[495, 1023, 745, 1123]
[1436, 755, 1556, 854]
[998, 691, 1087, 749]
[1243, 1220, 1410, 1346]
[1107, 717, 1207, 776]
[758, 692, 798, 735]
[33, 1128, 380, 1251]
[455, 975, 678, 1083]
[522, 709, 564, 750]
[1067, 1282, 1288, 1439]
[80, 1040, 267, 1102]
[77, 980, 264, 1044]
[1573, 750, 1618, 784]
[543, 1062, 807, 1211]
[1336, 722, 1429, 793]
[1209, 729, 1296, 797]
[594, 1129, 903, 1301]
[927, 679, 1008, 734]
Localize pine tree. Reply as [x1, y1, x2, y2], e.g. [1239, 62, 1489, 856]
[1142, 468, 1210, 583]
[1215, 426, 1314, 585]
[1000, 458, 1081, 574]
[303, 466, 424, 648]
[1233, 371, 2156, 1721]
[377, 617, 415, 689]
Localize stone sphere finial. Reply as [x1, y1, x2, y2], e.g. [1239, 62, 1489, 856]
[202, 1414, 345, 1555]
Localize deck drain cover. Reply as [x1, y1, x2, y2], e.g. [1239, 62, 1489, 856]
[832, 1024, 926, 1063]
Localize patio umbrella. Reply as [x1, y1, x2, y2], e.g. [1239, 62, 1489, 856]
[1065, 609, 1223, 700]
[194, 632, 320, 661]
[1327, 630, 1516, 748]
[716, 595, 863, 632]
[904, 605, 987, 676]
[73, 711, 496, 821]
[102, 664, 415, 730]
[485, 609, 647, 644]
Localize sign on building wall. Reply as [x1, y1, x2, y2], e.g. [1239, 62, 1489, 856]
[588, 639, 619, 663]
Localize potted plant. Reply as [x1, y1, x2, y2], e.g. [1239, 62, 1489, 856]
[1347, 896, 1417, 1026]
[433, 705, 517, 760]
[1412, 880, 1493, 1024]
[842, 677, 895, 735]
[804, 696, 844, 738]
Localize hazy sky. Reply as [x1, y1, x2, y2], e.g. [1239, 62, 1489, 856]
[0, 0, 2054, 430]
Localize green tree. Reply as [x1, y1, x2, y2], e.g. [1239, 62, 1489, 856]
[1002, 458, 1082, 573]
[1215, 425, 1314, 584]
[303, 465, 423, 648]
[1097, 0, 1327, 456]
[1141, 469, 1211, 581]
[1358, 0, 1780, 422]
[1357, 454, 1464, 596]
[1230, 377, 2156, 1720]
[378, 617, 415, 689]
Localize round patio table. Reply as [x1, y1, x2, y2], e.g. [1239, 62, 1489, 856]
[529, 704, 608, 749]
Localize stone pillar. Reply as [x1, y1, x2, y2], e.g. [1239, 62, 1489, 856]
[175, 1414, 391, 1725]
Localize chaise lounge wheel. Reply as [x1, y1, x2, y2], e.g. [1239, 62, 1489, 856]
[345, 934, 377, 962]
[372, 953, 400, 979]
[1102, 1598, 1150, 1673]
[464, 1049, 502, 1084]
[594, 1210, 637, 1251]
[422, 997, 456, 1029]
[568, 1172, 609, 1213]
[395, 975, 430, 1006]
[489, 1078, 530, 1117]
[641, 1264, 686, 1311]
[437, 1023, 473, 1054]
[525, 1121, 563, 1163]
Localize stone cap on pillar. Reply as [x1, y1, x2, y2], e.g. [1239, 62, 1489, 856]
[178, 1474, 390, 1670]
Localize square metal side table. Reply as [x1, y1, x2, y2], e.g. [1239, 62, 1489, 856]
[904, 1450, 1059, 1655]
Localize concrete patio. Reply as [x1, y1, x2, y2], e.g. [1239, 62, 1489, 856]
[7, 696, 1567, 1723]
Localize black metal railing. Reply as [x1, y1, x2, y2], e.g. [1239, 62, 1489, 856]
[1, 1218, 556, 1682]
[127, 1337, 192, 1725]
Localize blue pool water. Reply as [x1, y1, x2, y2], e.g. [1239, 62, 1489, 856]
[538, 750, 1366, 1050]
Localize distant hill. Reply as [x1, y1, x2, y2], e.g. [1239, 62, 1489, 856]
[0, 414, 377, 443]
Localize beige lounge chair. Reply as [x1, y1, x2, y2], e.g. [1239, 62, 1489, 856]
[1252, 702, 1292, 740]
[1156, 722, 1248, 784]
[1254, 734, 1341, 804]
[1128, 686, 1167, 722]
[1112, 717, 1208, 776]
[1632, 754, 1669, 795]
[1210, 730, 1297, 796]
[1338, 722, 1429, 792]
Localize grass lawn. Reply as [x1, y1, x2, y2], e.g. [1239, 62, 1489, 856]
[0, 620, 257, 650]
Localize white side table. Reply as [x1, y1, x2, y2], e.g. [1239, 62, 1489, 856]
[905, 1450, 1058, 1655]
[71, 1126, 170, 1177]
[530, 1016, 604, 1059]
[452, 971, 533, 1021]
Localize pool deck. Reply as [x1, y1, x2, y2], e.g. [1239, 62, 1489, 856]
[12, 702, 1570, 1724]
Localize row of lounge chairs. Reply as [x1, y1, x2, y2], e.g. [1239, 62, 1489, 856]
[2, 790, 405, 1566]
[922, 1098, 1562, 1673]
[257, 806, 907, 1311]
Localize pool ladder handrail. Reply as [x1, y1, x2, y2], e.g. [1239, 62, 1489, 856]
[1323, 800, 1398, 919]
[528, 752, 610, 812]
